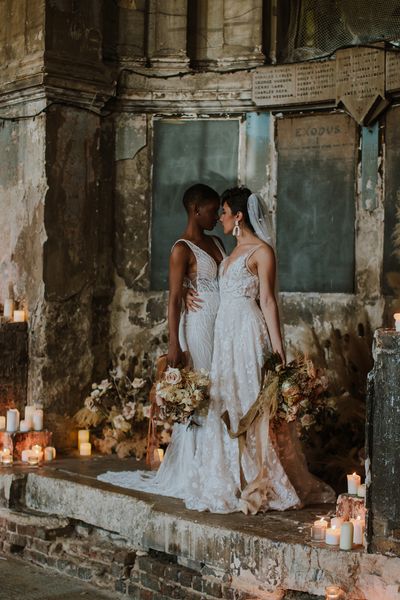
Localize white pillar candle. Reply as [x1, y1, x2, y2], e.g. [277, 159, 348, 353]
[394, 313, 400, 331]
[330, 516, 344, 528]
[351, 516, 365, 545]
[0, 416, 5, 430]
[311, 518, 328, 541]
[78, 430, 90, 446]
[6, 409, 19, 432]
[13, 309, 25, 322]
[79, 442, 91, 456]
[4, 298, 14, 319]
[1, 454, 13, 466]
[24, 405, 36, 427]
[31, 444, 43, 461]
[325, 586, 342, 599]
[21, 449, 34, 462]
[347, 472, 361, 495]
[154, 448, 164, 463]
[357, 483, 366, 498]
[44, 447, 56, 461]
[325, 526, 341, 546]
[19, 419, 30, 432]
[27, 455, 39, 466]
[32, 409, 44, 431]
[339, 521, 354, 551]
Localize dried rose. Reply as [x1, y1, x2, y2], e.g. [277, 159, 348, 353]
[300, 413, 316, 429]
[122, 401, 136, 419]
[84, 397, 98, 412]
[164, 367, 182, 385]
[131, 377, 146, 389]
[112, 415, 131, 432]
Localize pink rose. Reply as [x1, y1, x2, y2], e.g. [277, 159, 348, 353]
[164, 367, 182, 385]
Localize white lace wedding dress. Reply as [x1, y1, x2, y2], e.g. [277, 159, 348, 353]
[97, 237, 225, 498]
[99, 241, 335, 513]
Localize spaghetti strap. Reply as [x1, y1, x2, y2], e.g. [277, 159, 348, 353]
[211, 236, 226, 259]
[245, 244, 264, 271]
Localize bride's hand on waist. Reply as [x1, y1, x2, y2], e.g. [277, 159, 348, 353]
[184, 288, 203, 312]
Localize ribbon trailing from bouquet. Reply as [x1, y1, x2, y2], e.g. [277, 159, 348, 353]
[221, 367, 280, 490]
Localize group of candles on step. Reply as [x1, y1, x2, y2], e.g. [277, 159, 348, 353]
[0, 445, 56, 466]
[311, 472, 366, 550]
[0, 405, 44, 433]
[311, 514, 365, 549]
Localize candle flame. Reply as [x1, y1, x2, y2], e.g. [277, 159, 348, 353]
[394, 313, 400, 320]
[352, 472, 357, 476]
[332, 525, 336, 530]
[357, 516, 361, 520]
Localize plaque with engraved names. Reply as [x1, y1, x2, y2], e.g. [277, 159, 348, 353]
[386, 51, 400, 92]
[253, 61, 335, 107]
[335, 47, 385, 124]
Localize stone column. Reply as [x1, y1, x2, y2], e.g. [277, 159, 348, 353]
[223, 0, 265, 67]
[366, 328, 400, 556]
[147, 0, 189, 70]
[189, 0, 264, 69]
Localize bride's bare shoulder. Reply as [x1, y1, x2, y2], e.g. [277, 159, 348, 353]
[253, 241, 274, 258]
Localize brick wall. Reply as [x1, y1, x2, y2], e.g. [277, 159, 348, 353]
[0, 509, 322, 600]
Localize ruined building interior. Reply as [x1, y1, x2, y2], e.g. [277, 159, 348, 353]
[0, 1, 400, 599]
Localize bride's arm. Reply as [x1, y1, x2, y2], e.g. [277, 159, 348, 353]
[255, 246, 286, 366]
[167, 244, 189, 367]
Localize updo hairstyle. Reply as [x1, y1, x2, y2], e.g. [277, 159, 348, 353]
[220, 186, 255, 232]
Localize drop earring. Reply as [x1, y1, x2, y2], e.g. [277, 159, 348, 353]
[233, 219, 241, 237]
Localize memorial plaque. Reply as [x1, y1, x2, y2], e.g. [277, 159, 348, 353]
[386, 51, 400, 92]
[253, 61, 335, 107]
[336, 47, 385, 124]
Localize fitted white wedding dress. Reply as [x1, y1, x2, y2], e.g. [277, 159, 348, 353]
[97, 237, 225, 498]
[185, 246, 334, 513]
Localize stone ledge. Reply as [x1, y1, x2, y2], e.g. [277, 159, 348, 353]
[0, 465, 398, 599]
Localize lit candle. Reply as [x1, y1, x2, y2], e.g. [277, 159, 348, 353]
[339, 521, 354, 551]
[44, 447, 56, 461]
[13, 309, 25, 322]
[78, 430, 90, 446]
[347, 472, 361, 495]
[4, 298, 14, 319]
[31, 444, 43, 461]
[351, 516, 365, 545]
[394, 313, 400, 332]
[2, 454, 13, 466]
[32, 409, 44, 431]
[311, 518, 328, 541]
[6, 408, 20, 432]
[357, 483, 366, 498]
[325, 525, 341, 546]
[79, 442, 91, 456]
[19, 419, 30, 432]
[21, 449, 34, 463]
[330, 516, 344, 529]
[27, 455, 39, 466]
[0, 416, 5, 430]
[325, 585, 342, 599]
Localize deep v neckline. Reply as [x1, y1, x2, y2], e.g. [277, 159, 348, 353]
[181, 238, 224, 267]
[221, 244, 263, 277]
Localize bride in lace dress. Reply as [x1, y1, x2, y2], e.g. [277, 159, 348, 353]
[98, 183, 225, 498]
[185, 187, 335, 513]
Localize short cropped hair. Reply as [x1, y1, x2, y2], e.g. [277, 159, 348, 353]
[182, 184, 219, 212]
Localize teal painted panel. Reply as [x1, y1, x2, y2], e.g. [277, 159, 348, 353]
[245, 112, 271, 193]
[150, 119, 239, 290]
[361, 123, 379, 211]
[276, 114, 357, 293]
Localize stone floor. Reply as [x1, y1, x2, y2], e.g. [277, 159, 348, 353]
[1, 455, 399, 599]
[16, 454, 337, 544]
[0, 555, 120, 599]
